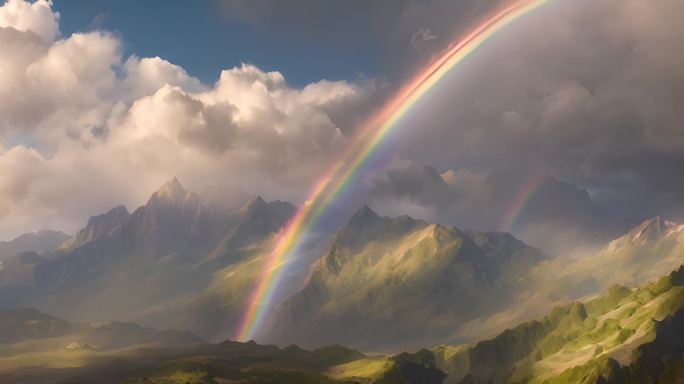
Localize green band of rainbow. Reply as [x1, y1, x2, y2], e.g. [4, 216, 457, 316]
[234, 0, 550, 342]
[499, 171, 549, 232]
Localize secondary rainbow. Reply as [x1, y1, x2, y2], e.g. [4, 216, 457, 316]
[499, 171, 548, 232]
[234, 0, 550, 342]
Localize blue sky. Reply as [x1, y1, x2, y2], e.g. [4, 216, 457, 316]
[53, 0, 382, 86]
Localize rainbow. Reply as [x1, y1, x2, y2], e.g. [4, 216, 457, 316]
[499, 171, 549, 232]
[234, 0, 550, 342]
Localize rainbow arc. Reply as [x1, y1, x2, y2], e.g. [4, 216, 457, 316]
[234, 0, 550, 342]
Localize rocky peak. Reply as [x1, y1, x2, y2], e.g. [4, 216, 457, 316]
[241, 195, 267, 214]
[628, 216, 678, 243]
[149, 177, 192, 205]
[347, 204, 380, 228]
[71, 205, 130, 247]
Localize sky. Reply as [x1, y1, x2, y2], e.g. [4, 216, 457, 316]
[1, 0, 684, 246]
[51, 0, 383, 86]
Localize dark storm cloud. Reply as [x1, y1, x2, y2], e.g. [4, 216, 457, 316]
[385, 0, 684, 221]
[216, 0, 502, 77]
[219, 0, 684, 221]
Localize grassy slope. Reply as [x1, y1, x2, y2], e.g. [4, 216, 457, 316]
[430, 265, 684, 384]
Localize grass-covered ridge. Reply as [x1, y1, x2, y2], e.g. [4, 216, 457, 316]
[429, 264, 684, 383]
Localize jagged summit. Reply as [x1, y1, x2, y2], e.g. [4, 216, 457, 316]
[347, 204, 380, 226]
[66, 205, 130, 248]
[241, 195, 267, 212]
[149, 177, 191, 203]
[626, 216, 679, 244]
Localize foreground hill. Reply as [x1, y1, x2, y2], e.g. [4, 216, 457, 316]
[0, 307, 203, 383]
[268, 205, 547, 350]
[6, 264, 684, 383]
[0, 178, 296, 341]
[425, 264, 684, 383]
[0, 308, 443, 384]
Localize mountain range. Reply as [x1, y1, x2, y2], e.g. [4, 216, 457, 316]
[268, 205, 547, 350]
[0, 230, 68, 260]
[3, 179, 684, 383]
[0, 178, 296, 342]
[4, 262, 684, 383]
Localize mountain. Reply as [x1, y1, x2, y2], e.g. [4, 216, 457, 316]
[0, 308, 208, 384]
[480, 171, 625, 255]
[528, 217, 684, 303]
[0, 307, 200, 349]
[0, 307, 72, 344]
[0, 230, 69, 260]
[0, 178, 296, 341]
[267, 205, 547, 350]
[423, 263, 684, 383]
[60, 205, 129, 249]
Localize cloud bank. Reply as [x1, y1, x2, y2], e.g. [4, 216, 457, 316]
[2, 0, 684, 247]
[0, 0, 378, 238]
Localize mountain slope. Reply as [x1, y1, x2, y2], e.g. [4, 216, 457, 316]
[0, 308, 442, 384]
[0, 178, 296, 341]
[529, 217, 684, 302]
[0, 230, 69, 260]
[60, 205, 129, 250]
[427, 264, 684, 383]
[0, 308, 370, 384]
[268, 205, 546, 350]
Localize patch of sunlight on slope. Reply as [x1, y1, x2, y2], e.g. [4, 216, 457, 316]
[433, 344, 470, 361]
[0, 344, 145, 370]
[320, 224, 460, 314]
[521, 282, 684, 381]
[326, 357, 394, 381]
[121, 366, 209, 384]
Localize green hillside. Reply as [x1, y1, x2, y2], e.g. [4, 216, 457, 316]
[427, 264, 684, 383]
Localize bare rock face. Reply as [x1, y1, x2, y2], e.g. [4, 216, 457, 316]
[625, 216, 679, 244]
[64, 205, 130, 249]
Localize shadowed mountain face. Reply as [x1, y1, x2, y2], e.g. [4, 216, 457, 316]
[267, 205, 547, 350]
[0, 178, 296, 341]
[0, 308, 72, 344]
[0, 230, 69, 260]
[60, 205, 130, 250]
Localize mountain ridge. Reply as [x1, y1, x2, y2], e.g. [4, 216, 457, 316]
[267, 205, 547, 350]
[0, 178, 297, 341]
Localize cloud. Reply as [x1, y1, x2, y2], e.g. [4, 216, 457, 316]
[218, 0, 684, 222]
[410, 27, 438, 50]
[0, 0, 377, 238]
[387, 0, 684, 221]
[215, 0, 502, 78]
[363, 162, 622, 254]
[2, 0, 684, 246]
[0, 0, 58, 43]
